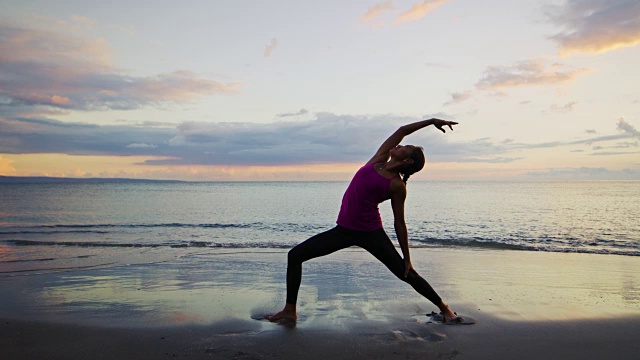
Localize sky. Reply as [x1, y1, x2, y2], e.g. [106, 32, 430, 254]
[1, 0, 639, 181]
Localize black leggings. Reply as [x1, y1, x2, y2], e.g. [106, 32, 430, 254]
[286, 225, 442, 306]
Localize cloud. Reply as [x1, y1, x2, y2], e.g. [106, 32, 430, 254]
[362, 1, 394, 24]
[617, 117, 640, 137]
[444, 91, 474, 106]
[547, 0, 640, 55]
[515, 134, 631, 150]
[126, 143, 158, 149]
[264, 38, 279, 57]
[496, 119, 639, 151]
[1, 111, 514, 166]
[614, 141, 639, 148]
[585, 129, 596, 134]
[0, 155, 16, 174]
[4, 111, 636, 168]
[276, 108, 309, 118]
[69, 15, 96, 29]
[0, 116, 175, 156]
[476, 61, 588, 90]
[591, 151, 640, 156]
[446, 60, 588, 105]
[550, 101, 578, 113]
[455, 156, 523, 163]
[0, 20, 239, 115]
[586, 140, 639, 151]
[394, 0, 448, 24]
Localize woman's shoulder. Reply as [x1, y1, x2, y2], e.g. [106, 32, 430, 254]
[388, 178, 406, 194]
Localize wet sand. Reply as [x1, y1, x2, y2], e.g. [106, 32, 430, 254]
[2, 313, 639, 359]
[1, 248, 639, 359]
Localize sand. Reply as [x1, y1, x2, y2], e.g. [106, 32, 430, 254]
[1, 247, 639, 359]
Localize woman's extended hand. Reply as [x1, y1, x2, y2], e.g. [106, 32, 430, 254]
[431, 119, 458, 133]
[403, 258, 415, 278]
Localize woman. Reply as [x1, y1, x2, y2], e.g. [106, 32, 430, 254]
[266, 118, 460, 323]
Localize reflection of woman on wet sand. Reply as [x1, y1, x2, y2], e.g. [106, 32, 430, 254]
[266, 118, 462, 324]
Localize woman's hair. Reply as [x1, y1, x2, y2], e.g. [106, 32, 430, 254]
[400, 146, 425, 184]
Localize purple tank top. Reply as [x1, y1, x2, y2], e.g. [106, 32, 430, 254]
[336, 163, 397, 231]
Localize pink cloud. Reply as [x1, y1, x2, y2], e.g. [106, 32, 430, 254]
[444, 60, 589, 106]
[0, 25, 113, 67]
[550, 101, 578, 113]
[130, 71, 241, 102]
[0, 20, 240, 114]
[393, 0, 447, 24]
[69, 15, 96, 29]
[547, 0, 640, 55]
[444, 90, 474, 106]
[264, 38, 279, 57]
[362, 1, 394, 24]
[476, 60, 589, 89]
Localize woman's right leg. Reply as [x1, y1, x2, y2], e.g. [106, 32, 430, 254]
[286, 226, 354, 304]
[266, 226, 354, 321]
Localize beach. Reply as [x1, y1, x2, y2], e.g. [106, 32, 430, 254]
[3, 0, 640, 358]
[2, 247, 639, 359]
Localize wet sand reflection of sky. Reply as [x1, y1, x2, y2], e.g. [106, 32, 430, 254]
[0, 248, 638, 328]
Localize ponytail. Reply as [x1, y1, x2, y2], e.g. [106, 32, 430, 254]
[399, 146, 425, 184]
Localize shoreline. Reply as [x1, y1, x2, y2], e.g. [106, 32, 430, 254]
[1, 248, 639, 358]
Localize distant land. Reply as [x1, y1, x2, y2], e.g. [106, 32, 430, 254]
[0, 176, 186, 184]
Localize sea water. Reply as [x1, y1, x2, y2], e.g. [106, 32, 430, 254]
[0, 181, 639, 275]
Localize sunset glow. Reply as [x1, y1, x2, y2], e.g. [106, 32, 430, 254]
[1, 0, 639, 181]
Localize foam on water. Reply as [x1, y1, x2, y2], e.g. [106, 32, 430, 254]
[0, 181, 638, 274]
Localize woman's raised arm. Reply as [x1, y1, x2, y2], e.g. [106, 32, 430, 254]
[367, 118, 458, 165]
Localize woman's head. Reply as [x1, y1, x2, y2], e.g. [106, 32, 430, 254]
[391, 145, 425, 184]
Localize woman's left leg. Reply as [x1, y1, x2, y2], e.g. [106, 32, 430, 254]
[356, 229, 443, 306]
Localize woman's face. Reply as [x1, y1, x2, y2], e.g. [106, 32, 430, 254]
[390, 145, 415, 160]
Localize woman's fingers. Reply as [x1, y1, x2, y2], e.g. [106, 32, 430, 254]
[404, 259, 413, 278]
[435, 121, 457, 133]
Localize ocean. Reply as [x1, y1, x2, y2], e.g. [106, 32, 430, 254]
[1, 181, 639, 275]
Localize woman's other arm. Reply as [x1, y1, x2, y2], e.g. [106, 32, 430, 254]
[390, 179, 413, 278]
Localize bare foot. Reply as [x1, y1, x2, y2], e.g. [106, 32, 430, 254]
[437, 301, 458, 323]
[441, 308, 458, 323]
[264, 304, 297, 322]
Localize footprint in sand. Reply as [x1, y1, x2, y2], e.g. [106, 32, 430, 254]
[391, 329, 447, 342]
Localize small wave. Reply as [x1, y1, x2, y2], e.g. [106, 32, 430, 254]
[0, 230, 110, 235]
[5, 240, 161, 248]
[2, 239, 293, 249]
[0, 262, 117, 274]
[36, 222, 258, 229]
[0, 254, 96, 264]
[413, 237, 536, 251]
[412, 237, 640, 256]
[0, 222, 330, 232]
[1, 257, 55, 263]
[2, 234, 638, 257]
